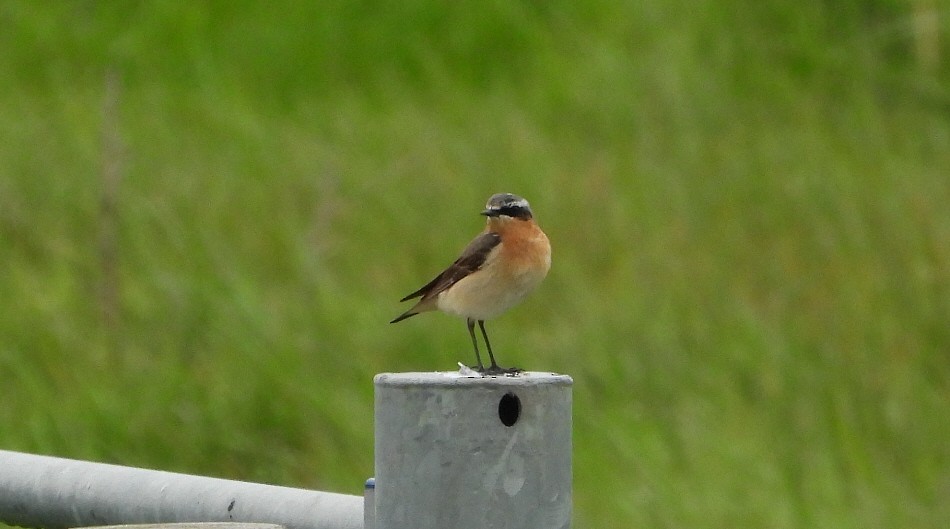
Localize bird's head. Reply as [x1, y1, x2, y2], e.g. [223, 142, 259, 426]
[481, 193, 533, 221]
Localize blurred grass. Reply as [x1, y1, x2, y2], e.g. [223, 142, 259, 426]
[1, 1, 949, 528]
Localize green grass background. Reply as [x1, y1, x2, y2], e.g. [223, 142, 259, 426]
[2, 1, 949, 527]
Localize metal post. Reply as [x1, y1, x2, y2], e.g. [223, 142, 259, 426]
[363, 478, 375, 529]
[374, 371, 572, 529]
[0, 450, 362, 529]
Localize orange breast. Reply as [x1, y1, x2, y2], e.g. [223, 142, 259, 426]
[434, 218, 550, 320]
[494, 219, 551, 277]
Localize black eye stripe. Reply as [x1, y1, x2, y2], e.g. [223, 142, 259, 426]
[497, 205, 531, 218]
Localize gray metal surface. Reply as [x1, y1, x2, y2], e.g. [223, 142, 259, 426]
[73, 522, 286, 529]
[374, 371, 573, 529]
[0, 450, 362, 529]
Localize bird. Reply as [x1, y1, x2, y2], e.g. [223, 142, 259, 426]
[391, 193, 551, 374]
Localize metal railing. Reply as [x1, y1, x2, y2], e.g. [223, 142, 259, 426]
[1, 371, 573, 529]
[0, 450, 362, 529]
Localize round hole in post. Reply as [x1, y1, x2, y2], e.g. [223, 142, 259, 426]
[498, 392, 521, 427]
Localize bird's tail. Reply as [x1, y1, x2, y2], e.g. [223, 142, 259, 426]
[390, 310, 419, 324]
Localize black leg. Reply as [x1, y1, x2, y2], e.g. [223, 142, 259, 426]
[466, 318, 484, 371]
[478, 320, 499, 369]
[477, 320, 522, 375]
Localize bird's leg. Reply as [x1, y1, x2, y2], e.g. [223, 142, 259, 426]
[478, 320, 499, 370]
[478, 320, 522, 375]
[467, 318, 485, 371]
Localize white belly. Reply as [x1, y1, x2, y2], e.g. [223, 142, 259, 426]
[436, 259, 548, 321]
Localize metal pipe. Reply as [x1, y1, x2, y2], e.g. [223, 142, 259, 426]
[373, 371, 573, 529]
[0, 450, 362, 529]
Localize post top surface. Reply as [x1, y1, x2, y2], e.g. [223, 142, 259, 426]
[374, 371, 573, 387]
[76, 522, 285, 529]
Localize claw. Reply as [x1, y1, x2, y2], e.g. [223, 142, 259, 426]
[477, 365, 523, 376]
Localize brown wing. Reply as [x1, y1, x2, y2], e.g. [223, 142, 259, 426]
[399, 232, 501, 302]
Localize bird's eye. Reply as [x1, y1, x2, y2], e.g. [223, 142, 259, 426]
[498, 205, 528, 218]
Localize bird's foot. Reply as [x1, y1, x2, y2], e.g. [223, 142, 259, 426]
[477, 364, 523, 376]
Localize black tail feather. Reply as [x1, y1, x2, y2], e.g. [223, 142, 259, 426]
[390, 310, 419, 324]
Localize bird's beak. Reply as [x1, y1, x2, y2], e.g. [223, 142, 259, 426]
[481, 208, 497, 217]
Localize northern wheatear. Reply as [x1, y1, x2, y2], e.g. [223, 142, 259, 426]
[391, 193, 551, 374]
